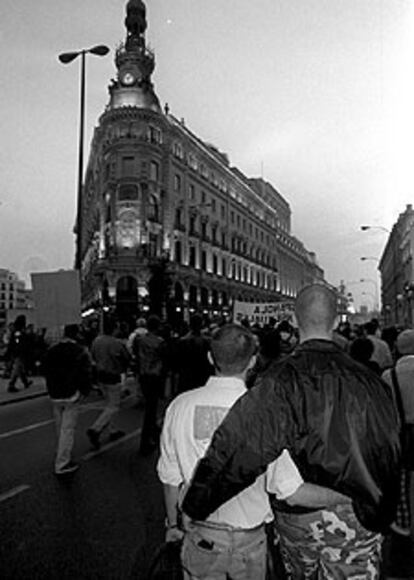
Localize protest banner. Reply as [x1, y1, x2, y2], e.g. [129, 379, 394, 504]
[31, 270, 81, 338]
[233, 300, 296, 326]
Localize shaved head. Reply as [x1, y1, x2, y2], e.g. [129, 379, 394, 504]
[295, 284, 337, 339]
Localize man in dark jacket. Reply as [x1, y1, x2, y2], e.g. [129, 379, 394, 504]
[87, 316, 130, 450]
[133, 314, 167, 454]
[43, 324, 93, 476]
[183, 283, 401, 578]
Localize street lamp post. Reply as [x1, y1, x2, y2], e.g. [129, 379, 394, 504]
[361, 291, 376, 311]
[360, 278, 379, 312]
[58, 44, 110, 271]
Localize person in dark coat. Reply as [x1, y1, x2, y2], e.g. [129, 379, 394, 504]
[7, 315, 32, 393]
[43, 324, 93, 475]
[173, 314, 214, 394]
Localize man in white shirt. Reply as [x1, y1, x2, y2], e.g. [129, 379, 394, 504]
[158, 323, 305, 579]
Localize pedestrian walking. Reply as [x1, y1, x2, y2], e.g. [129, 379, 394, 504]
[43, 324, 93, 476]
[183, 283, 401, 578]
[7, 315, 32, 392]
[86, 316, 130, 450]
[132, 314, 167, 454]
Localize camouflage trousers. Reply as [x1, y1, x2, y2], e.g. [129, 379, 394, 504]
[275, 503, 383, 579]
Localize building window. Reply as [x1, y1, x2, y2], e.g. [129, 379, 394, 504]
[173, 142, 184, 159]
[201, 191, 206, 204]
[189, 215, 197, 236]
[121, 156, 135, 175]
[148, 195, 159, 222]
[230, 211, 235, 225]
[222, 258, 226, 276]
[189, 184, 195, 201]
[211, 225, 217, 244]
[201, 221, 207, 240]
[118, 184, 139, 201]
[201, 250, 207, 270]
[148, 125, 162, 144]
[150, 161, 159, 182]
[221, 204, 226, 220]
[175, 208, 183, 229]
[174, 240, 182, 263]
[213, 254, 218, 274]
[174, 174, 182, 193]
[222, 232, 226, 248]
[189, 245, 196, 267]
[211, 199, 216, 213]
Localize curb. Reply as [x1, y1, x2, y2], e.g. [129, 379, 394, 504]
[0, 390, 48, 407]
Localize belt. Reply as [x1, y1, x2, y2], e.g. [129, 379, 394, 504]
[191, 519, 265, 533]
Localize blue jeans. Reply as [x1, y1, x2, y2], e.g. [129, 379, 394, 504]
[181, 520, 267, 580]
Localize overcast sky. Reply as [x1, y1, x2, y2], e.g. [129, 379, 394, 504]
[1, 0, 413, 310]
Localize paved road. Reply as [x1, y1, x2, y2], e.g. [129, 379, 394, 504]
[0, 388, 165, 579]
[1, 380, 414, 579]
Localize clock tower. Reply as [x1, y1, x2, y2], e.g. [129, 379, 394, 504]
[109, 0, 161, 112]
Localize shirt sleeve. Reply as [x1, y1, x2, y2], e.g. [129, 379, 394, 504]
[157, 401, 184, 487]
[266, 449, 304, 499]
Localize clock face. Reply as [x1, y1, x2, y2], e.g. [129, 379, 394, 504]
[121, 72, 136, 86]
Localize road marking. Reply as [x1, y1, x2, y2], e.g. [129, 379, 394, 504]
[0, 419, 54, 440]
[82, 428, 142, 461]
[0, 484, 30, 504]
[0, 395, 136, 440]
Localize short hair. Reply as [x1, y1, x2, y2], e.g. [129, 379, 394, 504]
[64, 324, 79, 341]
[397, 330, 414, 355]
[147, 314, 161, 333]
[190, 314, 203, 333]
[295, 283, 337, 334]
[350, 337, 374, 363]
[103, 315, 118, 335]
[364, 321, 377, 336]
[210, 323, 256, 375]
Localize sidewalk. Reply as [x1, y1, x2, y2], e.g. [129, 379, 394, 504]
[0, 375, 47, 406]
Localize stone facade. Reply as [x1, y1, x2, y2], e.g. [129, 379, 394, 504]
[79, 1, 324, 324]
[379, 204, 414, 326]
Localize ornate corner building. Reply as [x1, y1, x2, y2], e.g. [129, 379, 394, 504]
[80, 0, 324, 324]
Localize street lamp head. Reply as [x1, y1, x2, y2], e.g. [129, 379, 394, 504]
[89, 44, 110, 57]
[58, 45, 110, 65]
[360, 225, 370, 231]
[58, 51, 80, 64]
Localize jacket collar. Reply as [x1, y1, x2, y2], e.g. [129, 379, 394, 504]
[295, 338, 342, 354]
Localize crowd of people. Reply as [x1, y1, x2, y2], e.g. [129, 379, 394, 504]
[1, 285, 413, 577]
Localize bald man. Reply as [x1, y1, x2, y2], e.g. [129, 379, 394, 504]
[183, 283, 401, 579]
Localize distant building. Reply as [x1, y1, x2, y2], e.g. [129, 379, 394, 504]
[79, 0, 324, 324]
[379, 204, 414, 327]
[0, 269, 32, 325]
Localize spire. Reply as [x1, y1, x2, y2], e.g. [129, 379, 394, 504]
[124, 0, 147, 50]
[108, 0, 161, 112]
